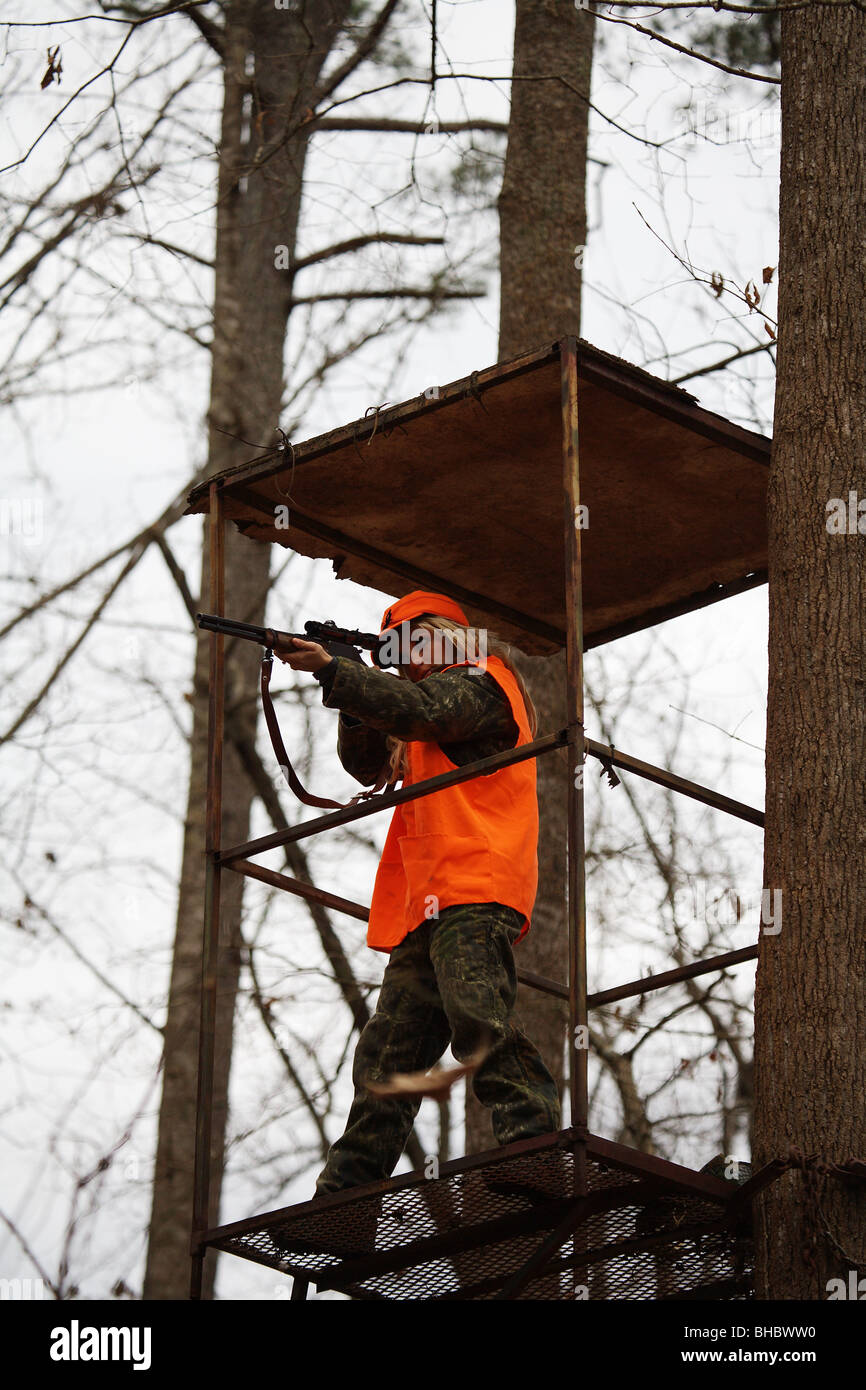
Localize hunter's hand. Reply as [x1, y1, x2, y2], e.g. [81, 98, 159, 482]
[274, 637, 333, 672]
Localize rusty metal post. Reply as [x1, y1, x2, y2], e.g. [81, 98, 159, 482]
[190, 482, 226, 1299]
[560, 338, 588, 1256]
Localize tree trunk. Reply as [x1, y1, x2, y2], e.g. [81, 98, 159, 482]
[466, 0, 595, 1155]
[144, 0, 353, 1299]
[753, 7, 866, 1299]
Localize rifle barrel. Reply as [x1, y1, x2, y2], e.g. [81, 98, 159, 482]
[196, 613, 269, 643]
[196, 613, 386, 663]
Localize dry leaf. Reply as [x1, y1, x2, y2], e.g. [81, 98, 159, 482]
[365, 1047, 488, 1100]
[41, 45, 62, 90]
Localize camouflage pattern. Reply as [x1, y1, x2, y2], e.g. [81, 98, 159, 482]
[315, 902, 561, 1195]
[316, 655, 519, 786]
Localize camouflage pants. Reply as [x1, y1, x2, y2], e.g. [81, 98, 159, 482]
[315, 902, 561, 1195]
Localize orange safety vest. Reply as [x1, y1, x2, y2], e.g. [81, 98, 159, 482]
[366, 654, 539, 953]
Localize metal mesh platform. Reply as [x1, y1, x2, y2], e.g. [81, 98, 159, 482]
[203, 1130, 755, 1300]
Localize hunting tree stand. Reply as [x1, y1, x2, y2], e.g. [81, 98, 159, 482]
[184, 336, 822, 1300]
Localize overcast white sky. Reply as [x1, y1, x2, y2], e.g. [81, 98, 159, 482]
[0, 0, 779, 1300]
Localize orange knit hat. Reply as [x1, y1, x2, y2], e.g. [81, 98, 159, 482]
[379, 589, 469, 635]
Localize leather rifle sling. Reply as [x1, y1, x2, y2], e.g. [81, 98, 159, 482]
[260, 650, 392, 809]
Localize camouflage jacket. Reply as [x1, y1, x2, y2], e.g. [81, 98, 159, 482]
[314, 656, 519, 787]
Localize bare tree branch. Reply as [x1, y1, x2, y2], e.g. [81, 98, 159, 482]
[312, 0, 403, 107]
[633, 205, 779, 328]
[0, 1208, 61, 1297]
[1, 1, 219, 25]
[6, 883, 162, 1036]
[313, 117, 508, 134]
[0, 167, 163, 313]
[671, 340, 775, 385]
[0, 3, 218, 175]
[115, 229, 213, 268]
[0, 463, 207, 643]
[592, 10, 781, 84]
[0, 27, 138, 176]
[292, 232, 444, 272]
[180, 2, 224, 57]
[591, 0, 861, 13]
[246, 945, 332, 1151]
[0, 543, 152, 746]
[291, 286, 481, 304]
[303, 73, 672, 152]
[588, 1024, 654, 1150]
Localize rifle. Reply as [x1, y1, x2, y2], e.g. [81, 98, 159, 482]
[195, 612, 395, 810]
[195, 613, 387, 665]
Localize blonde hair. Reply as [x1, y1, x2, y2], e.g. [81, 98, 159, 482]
[384, 615, 537, 783]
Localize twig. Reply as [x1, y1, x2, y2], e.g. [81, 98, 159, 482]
[592, 9, 781, 84]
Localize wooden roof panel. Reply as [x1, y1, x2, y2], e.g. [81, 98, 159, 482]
[186, 340, 770, 652]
